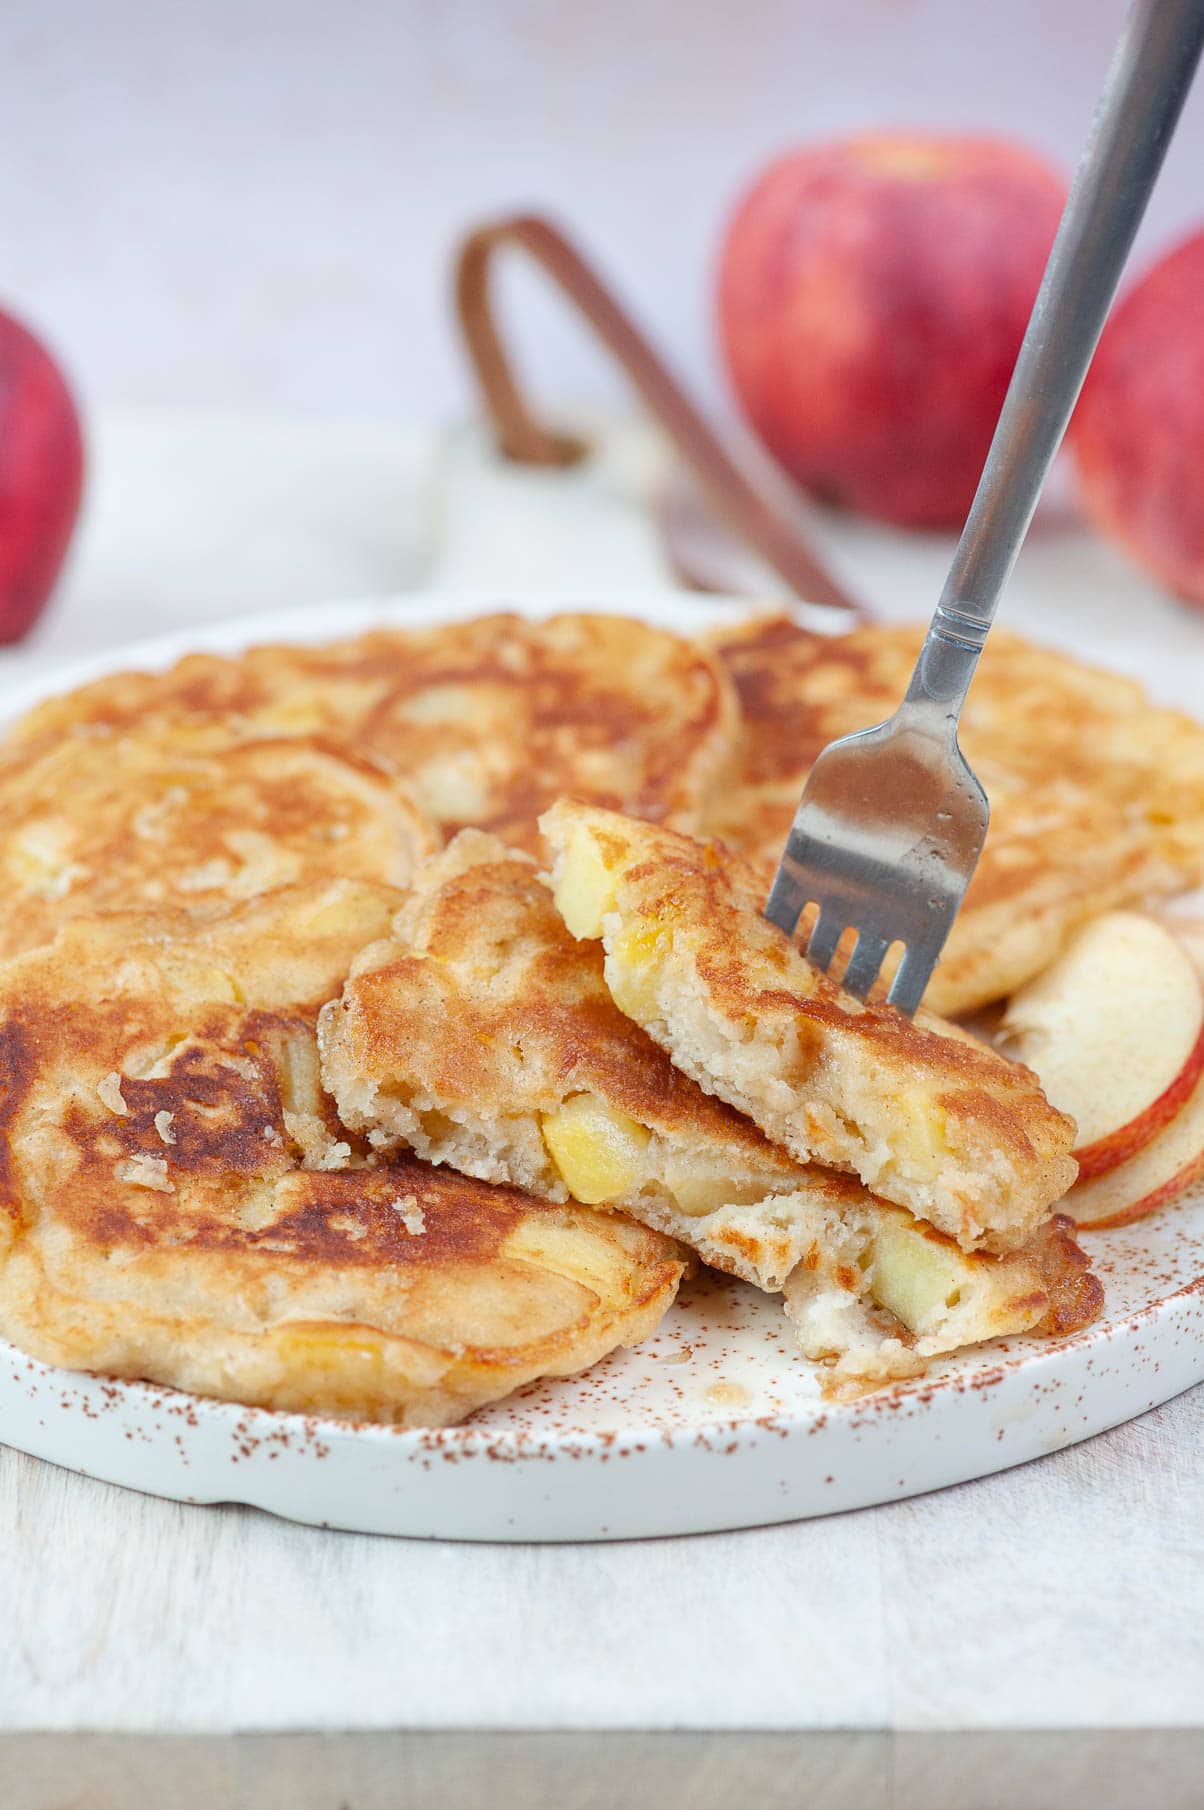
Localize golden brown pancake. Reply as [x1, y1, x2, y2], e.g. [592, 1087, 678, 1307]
[74, 874, 407, 1035]
[0, 720, 438, 962]
[0, 892, 683, 1425]
[707, 615, 1204, 1015]
[318, 832, 1099, 1382]
[7, 636, 394, 746]
[0, 605, 1117, 1399]
[542, 801, 1079, 1252]
[9, 613, 739, 855]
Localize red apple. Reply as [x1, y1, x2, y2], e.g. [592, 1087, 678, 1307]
[0, 307, 85, 642]
[998, 912, 1204, 1181]
[717, 133, 1066, 528]
[1071, 232, 1204, 608]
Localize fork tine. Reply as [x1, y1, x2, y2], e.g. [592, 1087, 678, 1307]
[841, 932, 889, 1001]
[764, 708, 988, 1016]
[804, 904, 844, 972]
[885, 944, 932, 1018]
[764, 864, 808, 939]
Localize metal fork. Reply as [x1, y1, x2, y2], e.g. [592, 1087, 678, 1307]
[765, 0, 1204, 1017]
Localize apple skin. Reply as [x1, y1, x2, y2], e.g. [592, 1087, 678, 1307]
[0, 307, 85, 643]
[1070, 232, 1204, 608]
[1082, 1148, 1204, 1231]
[717, 134, 1067, 529]
[999, 911, 1204, 1185]
[1069, 1066, 1204, 1231]
[1072, 1019, 1204, 1181]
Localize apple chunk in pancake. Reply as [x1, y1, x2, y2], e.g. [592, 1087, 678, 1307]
[785, 1208, 1100, 1388]
[999, 913, 1204, 1180]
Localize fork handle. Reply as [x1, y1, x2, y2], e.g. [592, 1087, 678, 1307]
[907, 0, 1204, 713]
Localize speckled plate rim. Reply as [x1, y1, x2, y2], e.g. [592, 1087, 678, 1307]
[0, 588, 1201, 1542]
[3, 1243, 1202, 1541]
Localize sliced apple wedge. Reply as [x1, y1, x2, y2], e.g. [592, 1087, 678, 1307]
[1158, 915, 1204, 982]
[1066, 1064, 1204, 1228]
[998, 912, 1204, 1181]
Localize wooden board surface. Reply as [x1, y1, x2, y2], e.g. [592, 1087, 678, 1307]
[6, 1732, 1204, 1810]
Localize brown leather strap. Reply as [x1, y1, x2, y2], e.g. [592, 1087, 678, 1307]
[453, 213, 866, 617]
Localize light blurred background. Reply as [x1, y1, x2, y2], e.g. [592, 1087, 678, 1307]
[4, 0, 1201, 423]
[1, 0, 1202, 683]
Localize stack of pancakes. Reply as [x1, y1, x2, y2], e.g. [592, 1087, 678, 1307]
[1, 609, 1201, 1422]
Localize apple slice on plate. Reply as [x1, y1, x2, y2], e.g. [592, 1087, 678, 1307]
[1158, 915, 1204, 982]
[998, 912, 1204, 1182]
[1064, 1065, 1204, 1229]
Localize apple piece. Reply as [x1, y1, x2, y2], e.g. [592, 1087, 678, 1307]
[1067, 1064, 1204, 1229]
[999, 912, 1204, 1180]
[1073, 1019, 1204, 1180]
[0, 306, 85, 643]
[541, 1094, 650, 1204]
[717, 133, 1066, 528]
[1158, 916, 1204, 982]
[1070, 231, 1204, 610]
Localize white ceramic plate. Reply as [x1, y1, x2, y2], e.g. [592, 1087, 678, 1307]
[1, 591, 1202, 1542]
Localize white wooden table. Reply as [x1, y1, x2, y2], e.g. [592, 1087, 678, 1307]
[2, 410, 1203, 1736]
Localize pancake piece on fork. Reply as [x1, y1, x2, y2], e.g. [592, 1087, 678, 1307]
[0, 882, 684, 1426]
[8, 612, 740, 855]
[318, 832, 1099, 1383]
[541, 801, 1079, 1253]
[706, 615, 1204, 1015]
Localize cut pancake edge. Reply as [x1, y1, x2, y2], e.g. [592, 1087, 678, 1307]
[539, 799, 1080, 1252]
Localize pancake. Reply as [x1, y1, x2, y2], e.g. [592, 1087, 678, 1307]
[319, 832, 1099, 1379]
[541, 801, 1078, 1252]
[707, 615, 1204, 1014]
[7, 636, 395, 746]
[358, 613, 738, 848]
[78, 874, 406, 1018]
[0, 896, 683, 1426]
[9, 612, 739, 854]
[0, 720, 438, 961]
